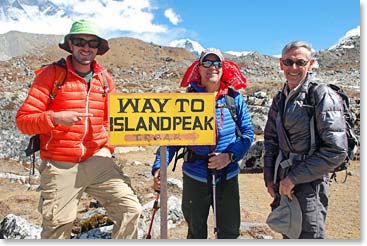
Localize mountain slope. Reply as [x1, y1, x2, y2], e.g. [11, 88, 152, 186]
[0, 31, 62, 61]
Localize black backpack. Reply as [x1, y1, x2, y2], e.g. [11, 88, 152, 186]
[171, 86, 241, 171]
[307, 82, 359, 183]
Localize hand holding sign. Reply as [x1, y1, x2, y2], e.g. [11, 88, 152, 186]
[153, 169, 161, 191]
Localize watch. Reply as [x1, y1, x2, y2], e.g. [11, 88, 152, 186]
[228, 152, 236, 162]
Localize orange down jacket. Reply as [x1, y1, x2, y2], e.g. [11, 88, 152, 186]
[16, 55, 116, 163]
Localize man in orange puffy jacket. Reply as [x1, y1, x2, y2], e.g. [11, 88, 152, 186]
[16, 19, 142, 239]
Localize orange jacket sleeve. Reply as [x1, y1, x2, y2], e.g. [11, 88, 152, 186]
[16, 66, 57, 135]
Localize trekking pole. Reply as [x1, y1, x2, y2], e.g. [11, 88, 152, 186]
[146, 190, 160, 239]
[211, 170, 218, 239]
[27, 153, 36, 191]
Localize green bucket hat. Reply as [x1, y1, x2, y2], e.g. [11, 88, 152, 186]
[59, 19, 109, 55]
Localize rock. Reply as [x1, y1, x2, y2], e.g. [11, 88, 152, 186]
[0, 214, 41, 239]
[240, 140, 265, 172]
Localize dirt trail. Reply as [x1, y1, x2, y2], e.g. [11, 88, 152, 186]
[0, 147, 360, 239]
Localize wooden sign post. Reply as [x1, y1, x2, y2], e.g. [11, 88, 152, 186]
[159, 146, 168, 239]
[108, 92, 216, 239]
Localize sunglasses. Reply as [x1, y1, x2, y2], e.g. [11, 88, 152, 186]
[201, 60, 222, 68]
[70, 37, 100, 49]
[281, 59, 309, 67]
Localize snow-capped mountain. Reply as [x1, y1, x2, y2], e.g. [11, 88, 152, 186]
[225, 50, 252, 57]
[168, 39, 254, 58]
[328, 25, 360, 50]
[315, 25, 359, 74]
[0, 0, 64, 22]
[0, 0, 69, 35]
[168, 39, 205, 57]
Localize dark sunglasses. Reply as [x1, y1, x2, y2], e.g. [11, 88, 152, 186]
[70, 37, 100, 49]
[201, 60, 222, 68]
[282, 59, 309, 67]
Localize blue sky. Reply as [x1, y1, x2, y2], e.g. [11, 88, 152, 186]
[152, 0, 360, 55]
[0, 0, 361, 56]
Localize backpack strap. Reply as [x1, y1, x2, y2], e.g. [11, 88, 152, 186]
[97, 71, 109, 97]
[276, 91, 297, 153]
[33, 58, 67, 100]
[306, 82, 319, 156]
[172, 147, 185, 172]
[50, 60, 67, 100]
[224, 87, 237, 121]
[224, 87, 242, 137]
[34, 58, 67, 100]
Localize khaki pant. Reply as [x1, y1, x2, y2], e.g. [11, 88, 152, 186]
[38, 149, 142, 239]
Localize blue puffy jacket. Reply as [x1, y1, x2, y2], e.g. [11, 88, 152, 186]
[151, 82, 254, 183]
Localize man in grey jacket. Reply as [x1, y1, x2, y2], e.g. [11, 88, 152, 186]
[263, 41, 347, 239]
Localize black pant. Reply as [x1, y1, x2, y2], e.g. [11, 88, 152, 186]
[181, 173, 240, 239]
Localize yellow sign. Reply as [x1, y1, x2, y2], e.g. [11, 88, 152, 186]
[108, 93, 216, 146]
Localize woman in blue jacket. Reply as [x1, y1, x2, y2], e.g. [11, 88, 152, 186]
[151, 48, 254, 239]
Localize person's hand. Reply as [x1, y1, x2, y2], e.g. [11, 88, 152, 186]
[53, 111, 93, 126]
[207, 152, 231, 170]
[267, 181, 276, 198]
[153, 169, 161, 191]
[279, 176, 295, 200]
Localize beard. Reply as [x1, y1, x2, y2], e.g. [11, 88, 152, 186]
[72, 50, 97, 65]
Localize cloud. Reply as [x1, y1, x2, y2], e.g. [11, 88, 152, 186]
[61, 0, 168, 34]
[0, 15, 72, 36]
[126, 27, 188, 46]
[49, 0, 76, 5]
[0, 0, 191, 48]
[0, 0, 175, 36]
[164, 8, 181, 25]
